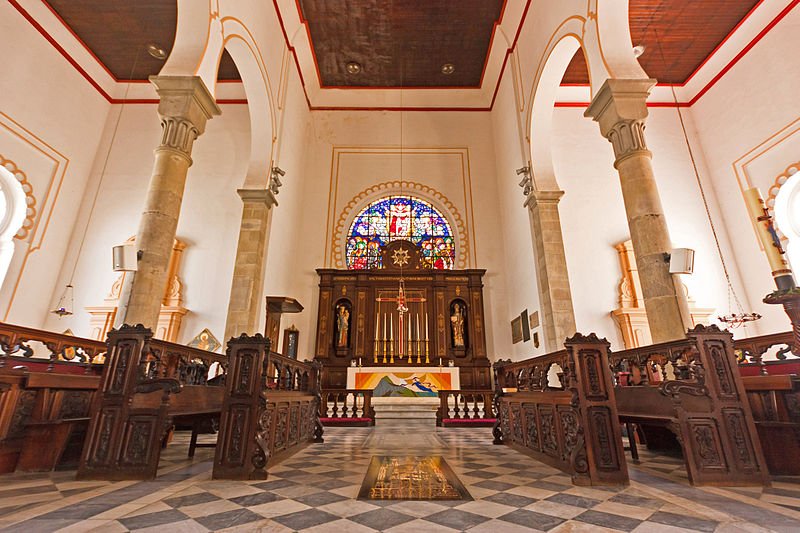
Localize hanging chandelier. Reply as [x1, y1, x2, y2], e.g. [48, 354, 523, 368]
[51, 284, 74, 317]
[717, 312, 762, 328]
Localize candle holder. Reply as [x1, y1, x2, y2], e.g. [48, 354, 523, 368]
[425, 340, 430, 364]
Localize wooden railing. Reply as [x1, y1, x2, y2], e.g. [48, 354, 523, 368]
[607, 336, 699, 387]
[436, 390, 494, 426]
[495, 350, 570, 392]
[0, 322, 106, 373]
[266, 351, 313, 391]
[144, 338, 227, 386]
[610, 325, 770, 486]
[734, 331, 797, 375]
[494, 334, 628, 486]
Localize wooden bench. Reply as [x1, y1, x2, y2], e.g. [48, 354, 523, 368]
[319, 389, 375, 426]
[437, 389, 495, 427]
[494, 334, 629, 486]
[610, 325, 770, 486]
[78, 325, 228, 480]
[213, 334, 323, 480]
[742, 374, 800, 475]
[0, 324, 107, 473]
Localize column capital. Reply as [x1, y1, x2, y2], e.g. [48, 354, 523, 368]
[584, 78, 656, 131]
[585, 78, 657, 165]
[237, 188, 278, 208]
[150, 76, 221, 132]
[524, 189, 565, 210]
[150, 76, 221, 160]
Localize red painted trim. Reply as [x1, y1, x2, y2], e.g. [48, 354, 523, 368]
[477, 0, 509, 88]
[274, 0, 313, 109]
[9, 0, 114, 103]
[16, 0, 798, 111]
[38, 0, 121, 82]
[293, 0, 509, 90]
[688, 0, 799, 105]
[553, 102, 689, 109]
[680, 0, 766, 86]
[489, 0, 532, 110]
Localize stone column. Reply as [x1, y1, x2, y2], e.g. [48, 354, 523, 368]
[223, 188, 278, 340]
[585, 79, 690, 342]
[524, 189, 577, 351]
[115, 76, 221, 328]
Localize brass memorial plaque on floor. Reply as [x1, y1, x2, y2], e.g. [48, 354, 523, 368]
[358, 456, 472, 501]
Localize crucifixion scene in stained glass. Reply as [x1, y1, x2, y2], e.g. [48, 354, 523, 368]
[346, 195, 456, 270]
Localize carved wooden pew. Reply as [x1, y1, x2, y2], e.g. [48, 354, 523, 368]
[734, 331, 800, 376]
[319, 389, 375, 426]
[0, 322, 107, 373]
[611, 325, 770, 486]
[742, 374, 800, 475]
[436, 390, 495, 427]
[78, 325, 227, 480]
[0, 369, 27, 472]
[213, 334, 323, 480]
[0, 325, 107, 473]
[494, 334, 629, 486]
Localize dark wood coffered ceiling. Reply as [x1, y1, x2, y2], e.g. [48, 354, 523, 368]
[44, 0, 240, 81]
[562, 0, 761, 84]
[297, 0, 505, 87]
[41, 0, 762, 87]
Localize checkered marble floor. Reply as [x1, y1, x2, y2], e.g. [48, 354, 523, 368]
[1, 427, 800, 532]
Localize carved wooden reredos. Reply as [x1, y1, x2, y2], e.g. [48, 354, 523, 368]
[314, 240, 491, 390]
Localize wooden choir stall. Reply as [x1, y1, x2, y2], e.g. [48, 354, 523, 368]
[314, 240, 492, 395]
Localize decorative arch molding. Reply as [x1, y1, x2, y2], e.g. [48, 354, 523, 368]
[160, 4, 279, 189]
[765, 161, 800, 228]
[0, 157, 37, 241]
[331, 181, 470, 270]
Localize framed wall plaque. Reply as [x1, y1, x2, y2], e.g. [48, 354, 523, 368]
[521, 310, 531, 342]
[511, 317, 523, 344]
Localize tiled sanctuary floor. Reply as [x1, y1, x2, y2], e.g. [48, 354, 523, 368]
[0, 427, 799, 532]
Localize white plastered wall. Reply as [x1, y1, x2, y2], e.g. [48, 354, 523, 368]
[688, 6, 800, 336]
[42, 103, 250, 342]
[283, 110, 512, 360]
[0, 0, 110, 328]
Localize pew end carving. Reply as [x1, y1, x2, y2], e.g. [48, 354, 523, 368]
[213, 334, 322, 480]
[494, 334, 629, 486]
[77, 325, 227, 481]
[611, 325, 770, 486]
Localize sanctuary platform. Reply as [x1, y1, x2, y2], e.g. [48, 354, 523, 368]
[371, 397, 439, 427]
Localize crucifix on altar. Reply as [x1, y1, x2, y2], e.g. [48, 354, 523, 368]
[374, 279, 430, 364]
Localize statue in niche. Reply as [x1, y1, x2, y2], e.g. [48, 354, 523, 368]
[336, 305, 350, 347]
[451, 303, 465, 347]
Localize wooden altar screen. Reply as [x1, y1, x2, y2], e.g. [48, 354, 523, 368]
[314, 240, 491, 391]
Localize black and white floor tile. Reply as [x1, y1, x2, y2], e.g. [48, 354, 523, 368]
[1, 427, 799, 532]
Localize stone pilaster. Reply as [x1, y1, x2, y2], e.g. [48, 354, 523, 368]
[524, 189, 577, 351]
[223, 188, 278, 340]
[585, 79, 690, 343]
[115, 76, 221, 329]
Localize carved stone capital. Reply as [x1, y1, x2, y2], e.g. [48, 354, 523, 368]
[585, 78, 656, 165]
[524, 189, 565, 210]
[237, 188, 278, 209]
[150, 76, 221, 159]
